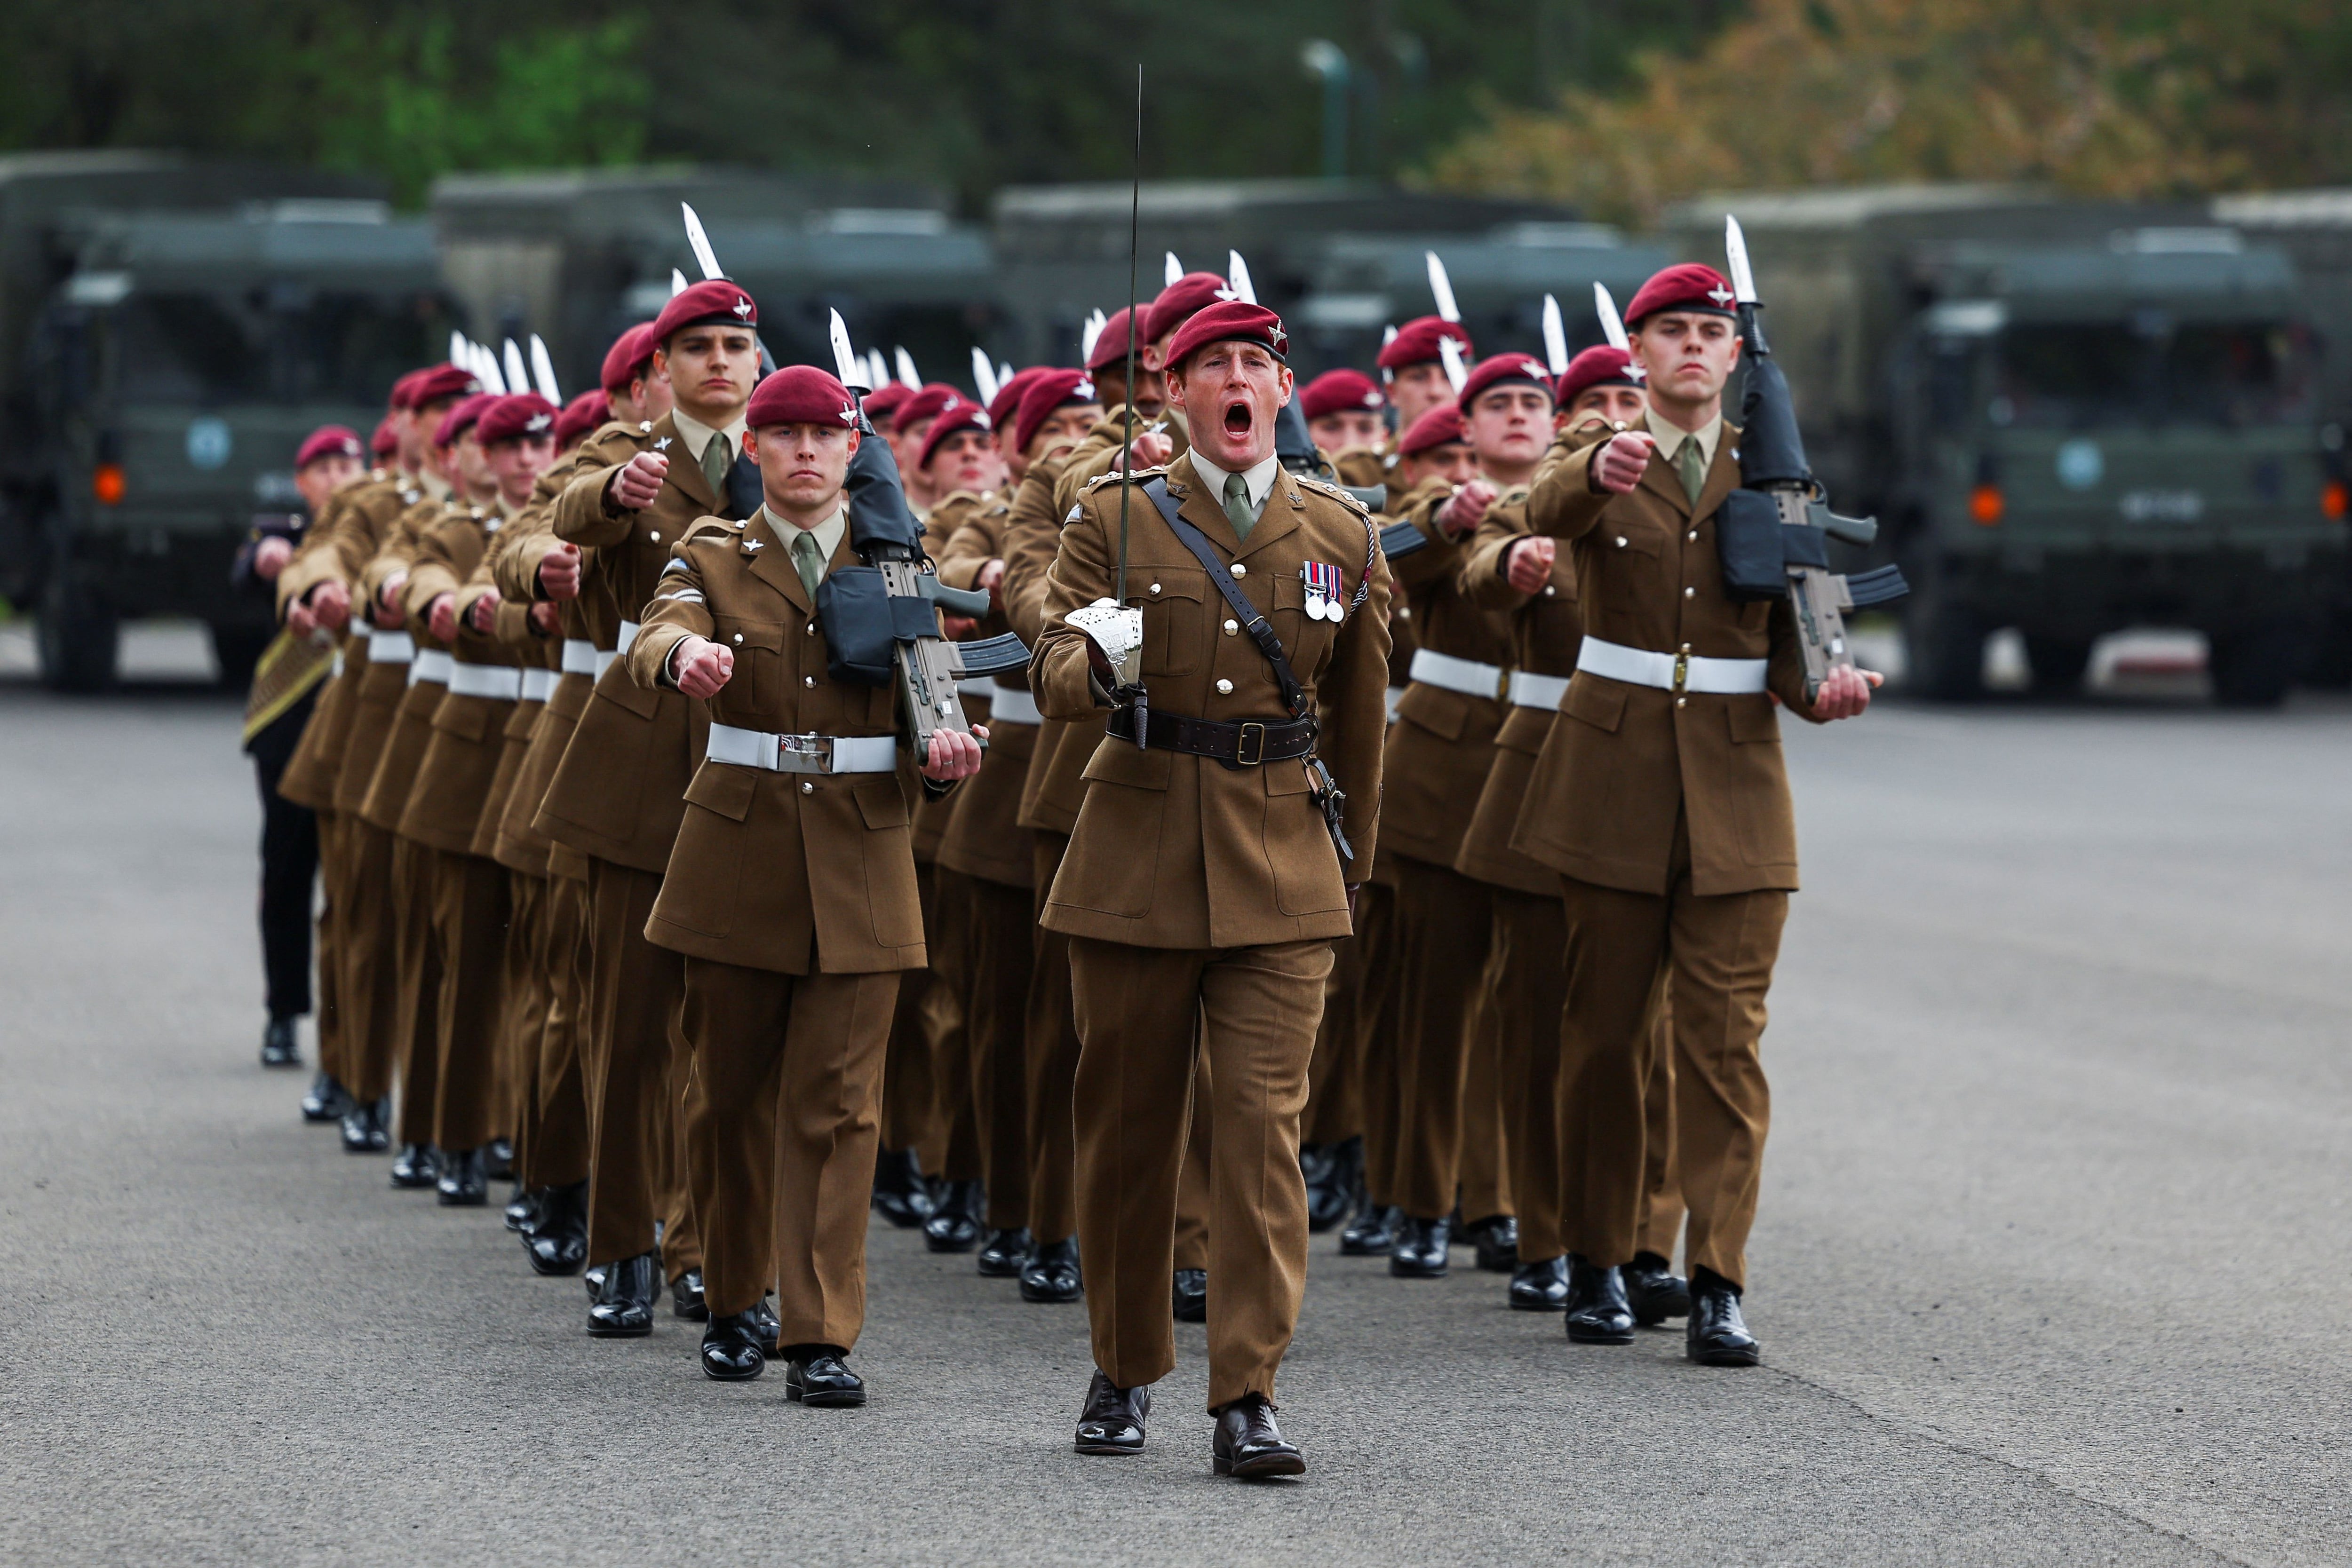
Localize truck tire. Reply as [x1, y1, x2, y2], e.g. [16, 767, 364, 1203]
[210, 625, 270, 691]
[1901, 552, 1986, 702]
[2208, 624, 2296, 709]
[36, 578, 119, 693]
[2024, 635, 2094, 695]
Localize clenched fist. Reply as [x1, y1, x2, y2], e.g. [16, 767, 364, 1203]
[425, 593, 458, 645]
[669, 635, 734, 698]
[606, 451, 670, 511]
[304, 578, 351, 634]
[537, 542, 582, 601]
[1504, 535, 1557, 594]
[466, 591, 500, 636]
[921, 726, 988, 782]
[1590, 431, 1655, 495]
[1438, 479, 1497, 539]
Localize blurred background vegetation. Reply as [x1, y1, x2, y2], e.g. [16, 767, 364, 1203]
[2, 0, 2346, 218]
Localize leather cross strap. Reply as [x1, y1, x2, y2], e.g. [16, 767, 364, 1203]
[1140, 477, 1310, 720]
[1107, 707, 1317, 768]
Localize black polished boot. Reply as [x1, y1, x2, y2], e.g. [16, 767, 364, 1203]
[435, 1145, 488, 1207]
[1463, 1214, 1519, 1272]
[922, 1179, 984, 1252]
[1020, 1236, 1082, 1303]
[869, 1146, 934, 1228]
[977, 1227, 1034, 1278]
[587, 1250, 660, 1338]
[260, 1018, 301, 1069]
[339, 1097, 391, 1154]
[483, 1137, 514, 1181]
[1212, 1394, 1304, 1479]
[389, 1142, 440, 1190]
[1388, 1215, 1451, 1279]
[504, 1184, 543, 1235]
[700, 1308, 767, 1381]
[1306, 1135, 1362, 1233]
[1074, 1370, 1151, 1455]
[750, 1297, 782, 1355]
[1509, 1255, 1570, 1311]
[1624, 1251, 1692, 1326]
[1172, 1268, 1208, 1323]
[300, 1070, 352, 1124]
[1339, 1202, 1398, 1258]
[669, 1268, 708, 1321]
[1686, 1269, 1760, 1366]
[782, 1345, 865, 1406]
[583, 1263, 607, 1300]
[1564, 1255, 1636, 1344]
[525, 1180, 588, 1275]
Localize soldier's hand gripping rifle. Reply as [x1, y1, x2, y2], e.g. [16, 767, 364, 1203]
[815, 310, 1029, 750]
[1717, 216, 1908, 702]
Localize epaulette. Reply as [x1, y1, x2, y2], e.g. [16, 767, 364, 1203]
[1297, 475, 1373, 516]
[679, 517, 739, 546]
[1083, 466, 1166, 492]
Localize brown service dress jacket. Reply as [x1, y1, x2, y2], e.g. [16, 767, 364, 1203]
[627, 513, 937, 977]
[1033, 453, 1391, 950]
[397, 504, 530, 856]
[1510, 413, 1827, 897]
[932, 490, 1036, 889]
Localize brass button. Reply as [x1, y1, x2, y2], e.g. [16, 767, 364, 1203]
[1216, 678, 1234, 695]
[731, 633, 742, 644]
[803, 675, 816, 688]
[1680, 642, 1692, 653]
[1542, 586, 1556, 598]
[805, 623, 816, 635]
[1688, 530, 1698, 541]
[1615, 536, 1628, 548]
[1231, 563, 1247, 578]
[1149, 582, 1161, 594]
[1684, 586, 1696, 599]
[1676, 697, 1687, 709]
[799, 780, 813, 794]
[1224, 618, 1238, 635]
[650, 531, 661, 543]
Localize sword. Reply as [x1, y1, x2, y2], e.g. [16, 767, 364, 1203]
[1542, 294, 1568, 376]
[682, 203, 725, 282]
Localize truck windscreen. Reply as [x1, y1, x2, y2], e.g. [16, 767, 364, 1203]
[110, 289, 460, 407]
[1993, 320, 2315, 428]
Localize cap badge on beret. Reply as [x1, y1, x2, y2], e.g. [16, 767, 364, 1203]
[1519, 358, 1548, 379]
[731, 295, 753, 320]
[1075, 376, 1096, 401]
[1271, 323, 1288, 350]
[1363, 389, 1383, 408]
[839, 400, 858, 427]
[1707, 284, 1736, 308]
[526, 412, 551, 433]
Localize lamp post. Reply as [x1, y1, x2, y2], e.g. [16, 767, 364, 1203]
[1300, 39, 1350, 180]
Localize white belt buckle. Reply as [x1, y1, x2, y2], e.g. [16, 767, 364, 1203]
[774, 733, 835, 774]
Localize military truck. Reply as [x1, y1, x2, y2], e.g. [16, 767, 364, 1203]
[1666, 186, 2345, 705]
[430, 168, 990, 397]
[0, 151, 460, 690]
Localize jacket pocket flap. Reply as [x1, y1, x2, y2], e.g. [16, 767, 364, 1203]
[1080, 736, 1175, 791]
[1395, 682, 1470, 741]
[1565, 675, 1628, 733]
[728, 620, 785, 650]
[853, 773, 912, 829]
[430, 698, 490, 743]
[683, 760, 756, 822]
[1724, 694, 1781, 744]
[597, 657, 662, 719]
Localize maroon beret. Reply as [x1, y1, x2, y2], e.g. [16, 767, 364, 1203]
[1557, 345, 1642, 407]
[744, 364, 859, 431]
[892, 382, 963, 435]
[863, 381, 913, 428]
[987, 365, 1052, 429]
[1623, 263, 1737, 327]
[1300, 368, 1385, 422]
[1162, 301, 1289, 376]
[295, 425, 365, 470]
[554, 389, 608, 450]
[919, 400, 993, 471]
[409, 363, 483, 410]
[434, 391, 497, 448]
[1086, 306, 1144, 372]
[1012, 367, 1101, 459]
[388, 369, 427, 412]
[1377, 316, 1474, 375]
[477, 392, 559, 446]
[1456, 352, 1557, 416]
[368, 416, 399, 459]
[599, 323, 659, 394]
[649, 279, 758, 346]
[1396, 403, 1466, 458]
[1144, 272, 1232, 347]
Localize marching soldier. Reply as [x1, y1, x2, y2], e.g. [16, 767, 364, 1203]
[626, 364, 985, 1397]
[1377, 315, 1476, 457]
[1512, 264, 1878, 1364]
[1297, 368, 1389, 489]
[1039, 301, 1389, 1478]
[888, 384, 964, 517]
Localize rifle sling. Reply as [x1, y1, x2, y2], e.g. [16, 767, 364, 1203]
[1139, 476, 1311, 721]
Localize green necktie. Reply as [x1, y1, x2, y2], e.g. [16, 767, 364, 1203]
[1675, 437, 1708, 507]
[1221, 470, 1256, 542]
[702, 430, 732, 498]
[789, 529, 826, 600]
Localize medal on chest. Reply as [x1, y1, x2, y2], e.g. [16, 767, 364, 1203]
[1301, 561, 1346, 623]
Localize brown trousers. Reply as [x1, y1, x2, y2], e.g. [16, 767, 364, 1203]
[1025, 832, 1083, 1245]
[337, 818, 403, 1103]
[389, 835, 443, 1148]
[426, 847, 509, 1155]
[312, 810, 348, 1084]
[1303, 925, 1363, 1147]
[1556, 817, 1784, 1288]
[1070, 936, 1333, 1411]
[1385, 855, 1498, 1220]
[954, 870, 1035, 1228]
[1172, 1052, 1213, 1272]
[1351, 880, 1403, 1209]
[504, 872, 546, 1181]
[582, 858, 685, 1266]
[659, 1002, 703, 1281]
[1460, 983, 1511, 1222]
[883, 862, 946, 1164]
[679, 957, 901, 1339]
[528, 870, 591, 1189]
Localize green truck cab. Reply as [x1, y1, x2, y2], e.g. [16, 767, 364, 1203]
[1669, 186, 2345, 704]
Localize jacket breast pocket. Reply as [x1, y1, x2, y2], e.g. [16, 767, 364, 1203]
[1564, 673, 1628, 733]
[1128, 570, 1207, 678]
[1270, 575, 1339, 671]
[724, 620, 786, 713]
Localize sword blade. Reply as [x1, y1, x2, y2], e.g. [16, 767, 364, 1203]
[1725, 214, 1758, 304]
[682, 202, 725, 282]
[1542, 293, 1568, 374]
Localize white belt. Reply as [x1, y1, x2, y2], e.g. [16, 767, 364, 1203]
[331, 650, 344, 681]
[707, 722, 898, 775]
[1508, 671, 1571, 710]
[956, 677, 996, 703]
[1408, 646, 1509, 701]
[448, 662, 523, 701]
[521, 667, 557, 702]
[408, 649, 454, 687]
[1385, 685, 1404, 724]
[560, 638, 598, 676]
[1576, 636, 1767, 695]
[597, 620, 640, 680]
[985, 683, 1041, 725]
[367, 628, 415, 665]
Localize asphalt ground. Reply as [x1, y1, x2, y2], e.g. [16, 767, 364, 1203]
[1, 637, 2344, 1565]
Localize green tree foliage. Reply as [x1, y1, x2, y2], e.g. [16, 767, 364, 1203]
[1426, 0, 2352, 224]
